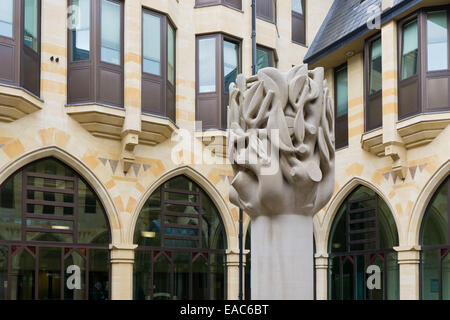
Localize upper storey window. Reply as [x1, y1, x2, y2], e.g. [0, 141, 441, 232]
[141, 9, 176, 122]
[398, 7, 450, 120]
[292, 0, 305, 45]
[256, 45, 276, 73]
[365, 34, 382, 131]
[67, 0, 124, 107]
[196, 34, 241, 130]
[335, 63, 348, 149]
[195, 0, 242, 11]
[0, 0, 41, 97]
[256, 0, 276, 23]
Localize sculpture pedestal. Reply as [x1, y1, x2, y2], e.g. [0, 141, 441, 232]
[251, 214, 314, 300]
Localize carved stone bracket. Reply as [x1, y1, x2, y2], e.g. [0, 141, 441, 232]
[385, 141, 408, 180]
[120, 130, 139, 174]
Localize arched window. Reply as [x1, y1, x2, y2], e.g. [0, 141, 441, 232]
[328, 185, 399, 300]
[420, 176, 449, 300]
[0, 158, 111, 300]
[133, 176, 227, 300]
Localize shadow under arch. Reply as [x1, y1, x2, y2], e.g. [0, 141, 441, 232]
[129, 165, 237, 249]
[319, 177, 401, 254]
[408, 159, 450, 246]
[0, 146, 121, 244]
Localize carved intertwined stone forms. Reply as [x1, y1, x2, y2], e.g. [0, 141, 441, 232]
[227, 65, 335, 217]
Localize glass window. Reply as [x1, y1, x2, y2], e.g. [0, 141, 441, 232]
[336, 65, 348, 117]
[71, 0, 90, 61]
[198, 38, 216, 93]
[0, 0, 13, 38]
[143, 12, 161, 75]
[168, 23, 175, 85]
[256, 47, 273, 73]
[401, 19, 419, 80]
[292, 0, 303, 15]
[369, 38, 382, 94]
[223, 40, 239, 94]
[427, 11, 448, 71]
[24, 0, 38, 52]
[101, 0, 121, 65]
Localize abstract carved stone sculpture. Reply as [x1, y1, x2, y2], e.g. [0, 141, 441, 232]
[227, 65, 335, 300]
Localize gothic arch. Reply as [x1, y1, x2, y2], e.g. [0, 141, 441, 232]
[130, 165, 237, 249]
[0, 146, 121, 244]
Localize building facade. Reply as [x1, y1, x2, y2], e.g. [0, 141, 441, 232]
[0, 0, 448, 301]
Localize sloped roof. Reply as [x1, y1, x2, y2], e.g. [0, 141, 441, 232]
[304, 0, 419, 64]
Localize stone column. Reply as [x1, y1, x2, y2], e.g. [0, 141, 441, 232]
[110, 244, 137, 300]
[395, 246, 421, 300]
[347, 52, 365, 148]
[314, 253, 329, 300]
[226, 249, 250, 300]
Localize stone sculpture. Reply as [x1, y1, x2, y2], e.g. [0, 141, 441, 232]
[227, 65, 335, 299]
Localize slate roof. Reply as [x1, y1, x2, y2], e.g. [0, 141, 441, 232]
[304, 0, 420, 64]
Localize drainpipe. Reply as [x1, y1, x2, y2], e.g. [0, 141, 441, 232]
[251, 0, 257, 76]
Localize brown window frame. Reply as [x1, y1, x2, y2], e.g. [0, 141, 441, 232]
[67, 0, 124, 108]
[398, 6, 450, 121]
[196, 33, 242, 131]
[334, 63, 349, 150]
[292, 0, 306, 45]
[0, 0, 41, 97]
[195, 0, 242, 11]
[141, 8, 176, 123]
[364, 33, 382, 132]
[256, 0, 276, 24]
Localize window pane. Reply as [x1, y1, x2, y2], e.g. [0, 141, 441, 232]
[198, 38, 216, 93]
[422, 180, 448, 246]
[401, 20, 418, 80]
[38, 247, 61, 300]
[24, 0, 38, 52]
[143, 12, 161, 75]
[0, 246, 8, 300]
[421, 249, 440, 300]
[71, 0, 90, 61]
[256, 48, 270, 73]
[370, 38, 382, 94]
[427, 11, 448, 71]
[0, 0, 13, 38]
[101, 0, 121, 65]
[168, 23, 175, 85]
[88, 249, 109, 300]
[336, 66, 348, 117]
[292, 0, 303, 15]
[223, 40, 238, 94]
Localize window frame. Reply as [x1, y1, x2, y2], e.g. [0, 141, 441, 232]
[291, 0, 306, 45]
[398, 6, 450, 121]
[67, 0, 124, 108]
[364, 33, 382, 132]
[194, 0, 242, 11]
[0, 0, 41, 97]
[256, 44, 276, 73]
[256, 0, 276, 24]
[195, 33, 242, 131]
[334, 63, 349, 150]
[141, 8, 177, 122]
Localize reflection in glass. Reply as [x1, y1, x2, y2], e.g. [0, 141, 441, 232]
[256, 47, 272, 73]
[134, 189, 161, 247]
[292, 0, 303, 15]
[421, 249, 439, 300]
[134, 251, 151, 300]
[199, 38, 216, 93]
[223, 40, 239, 94]
[0, 0, 13, 38]
[153, 254, 171, 300]
[24, 0, 38, 51]
[422, 180, 448, 246]
[401, 19, 418, 79]
[336, 65, 348, 117]
[0, 173, 22, 241]
[101, 0, 121, 65]
[89, 249, 109, 300]
[168, 23, 175, 85]
[11, 249, 35, 300]
[427, 11, 448, 71]
[173, 253, 189, 300]
[386, 253, 399, 300]
[71, 0, 90, 61]
[0, 246, 8, 300]
[369, 38, 382, 94]
[342, 258, 354, 300]
[38, 247, 61, 300]
[64, 251, 86, 300]
[192, 255, 208, 300]
[443, 253, 450, 300]
[209, 254, 225, 300]
[143, 12, 161, 75]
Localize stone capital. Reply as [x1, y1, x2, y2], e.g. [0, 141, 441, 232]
[109, 244, 138, 264]
[394, 245, 422, 264]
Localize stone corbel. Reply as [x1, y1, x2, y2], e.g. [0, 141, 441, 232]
[120, 130, 139, 174]
[394, 245, 421, 265]
[109, 244, 138, 264]
[385, 141, 407, 180]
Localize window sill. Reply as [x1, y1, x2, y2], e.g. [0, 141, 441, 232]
[66, 103, 126, 140]
[256, 16, 276, 25]
[194, 3, 243, 13]
[195, 130, 228, 158]
[141, 113, 178, 146]
[0, 84, 43, 123]
[361, 127, 384, 157]
[291, 40, 308, 48]
[397, 112, 450, 149]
